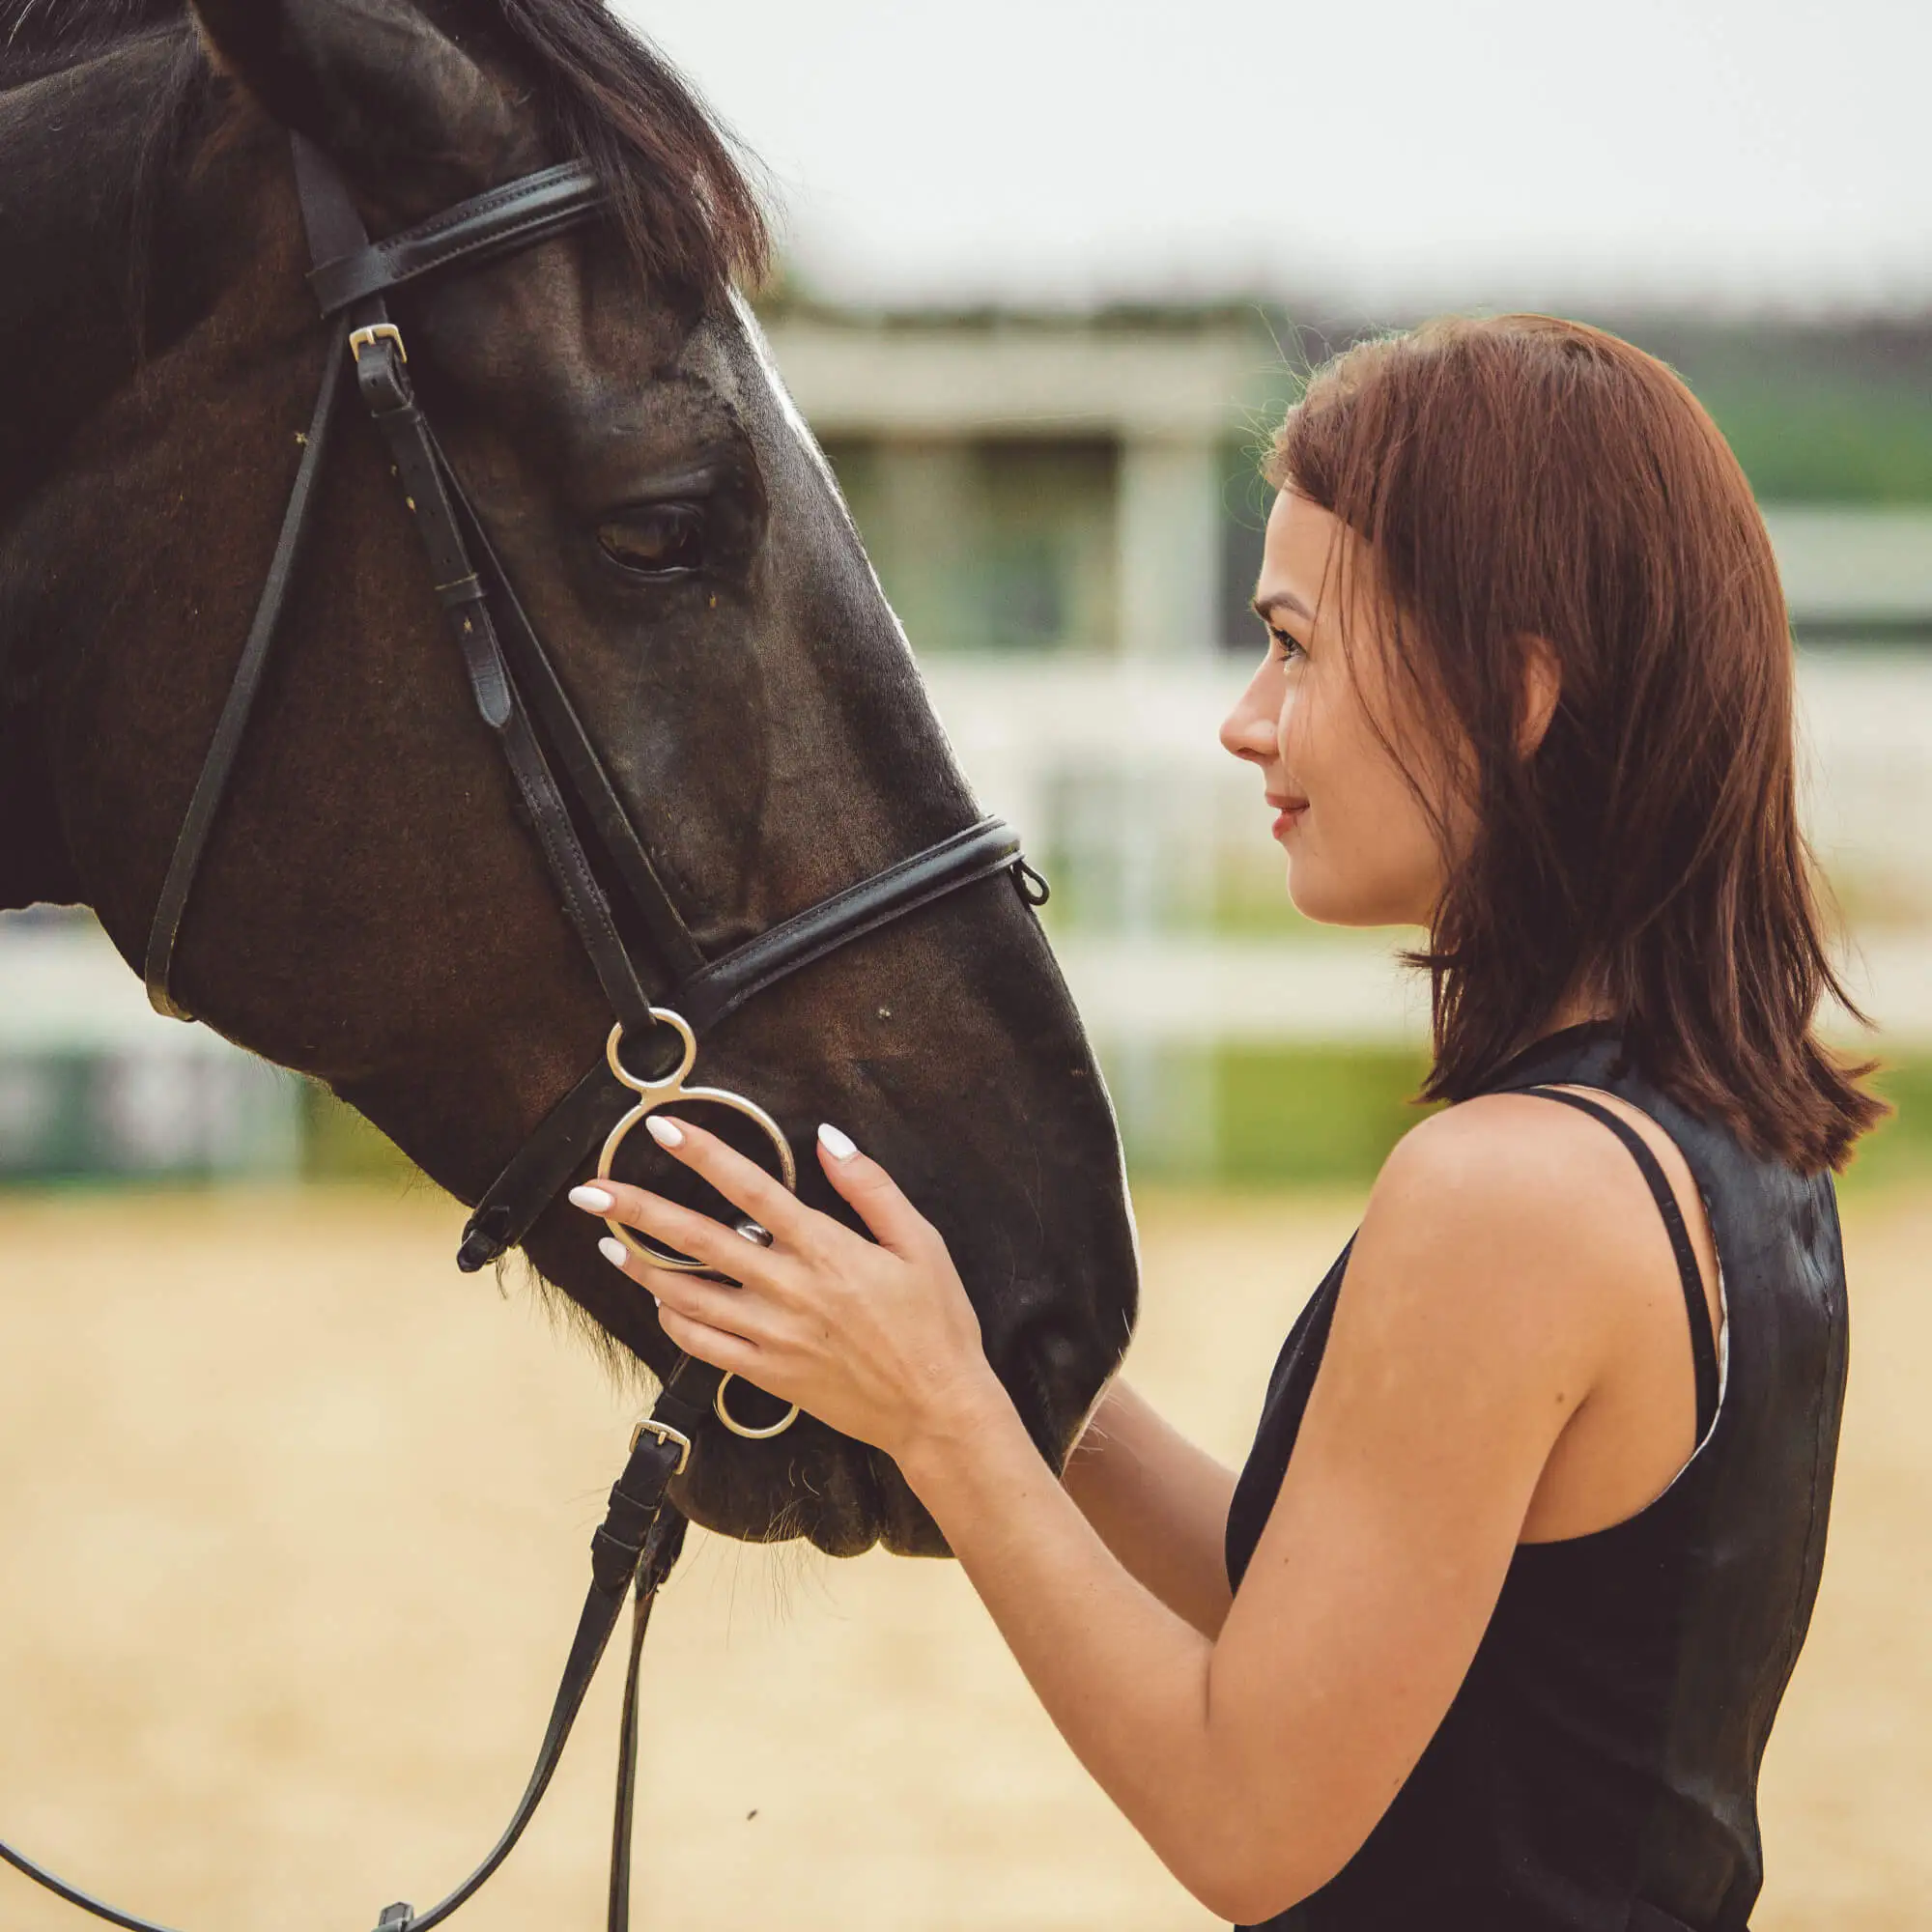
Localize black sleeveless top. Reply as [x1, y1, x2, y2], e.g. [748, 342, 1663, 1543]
[1223, 1022, 1848, 1932]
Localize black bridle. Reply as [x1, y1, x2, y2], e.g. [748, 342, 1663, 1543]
[2, 134, 1046, 1932]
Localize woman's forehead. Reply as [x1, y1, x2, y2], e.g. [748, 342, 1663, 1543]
[1256, 491, 1351, 622]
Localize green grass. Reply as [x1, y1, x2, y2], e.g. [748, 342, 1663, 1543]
[1698, 382, 1932, 506]
[1838, 1058, 1932, 1192]
[1203, 1045, 1927, 1191]
[1213, 1044, 1439, 1184]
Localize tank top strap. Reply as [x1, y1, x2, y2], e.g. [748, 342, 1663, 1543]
[1520, 1085, 1720, 1439]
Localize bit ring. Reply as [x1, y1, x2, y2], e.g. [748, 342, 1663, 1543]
[596, 1012, 803, 1442]
[713, 1375, 802, 1439]
[596, 1013, 797, 1273]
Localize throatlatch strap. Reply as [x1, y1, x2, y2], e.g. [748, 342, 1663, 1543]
[141, 337, 347, 1018]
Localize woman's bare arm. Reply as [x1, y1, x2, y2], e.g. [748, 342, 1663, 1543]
[1062, 1379, 1237, 1636]
[887, 1103, 1620, 1920]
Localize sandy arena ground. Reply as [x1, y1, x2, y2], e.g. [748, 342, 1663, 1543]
[0, 1180, 1926, 1931]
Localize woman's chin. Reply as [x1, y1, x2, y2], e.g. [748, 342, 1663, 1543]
[1286, 869, 1428, 931]
[1285, 871, 1345, 925]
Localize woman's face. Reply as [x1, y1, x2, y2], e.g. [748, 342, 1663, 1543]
[1220, 490, 1458, 929]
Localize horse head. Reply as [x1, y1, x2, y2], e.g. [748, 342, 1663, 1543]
[0, 0, 1138, 1555]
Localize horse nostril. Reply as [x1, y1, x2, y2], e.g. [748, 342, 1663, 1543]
[1004, 1331, 1074, 1464]
[1025, 1350, 1056, 1418]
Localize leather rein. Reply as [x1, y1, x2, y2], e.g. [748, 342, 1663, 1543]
[1, 133, 1047, 1932]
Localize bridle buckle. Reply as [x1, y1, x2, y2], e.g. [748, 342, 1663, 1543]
[630, 1417, 693, 1476]
[348, 322, 408, 363]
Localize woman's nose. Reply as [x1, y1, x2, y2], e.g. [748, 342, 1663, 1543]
[1220, 665, 1280, 765]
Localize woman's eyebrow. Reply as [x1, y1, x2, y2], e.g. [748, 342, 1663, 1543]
[1253, 589, 1315, 624]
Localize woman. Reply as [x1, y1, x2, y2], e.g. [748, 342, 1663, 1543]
[569, 315, 1880, 1930]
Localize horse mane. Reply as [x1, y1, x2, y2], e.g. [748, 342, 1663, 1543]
[0, 0, 192, 89]
[0, 0, 770, 298]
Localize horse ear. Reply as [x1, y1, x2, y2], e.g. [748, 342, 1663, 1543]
[189, 0, 535, 209]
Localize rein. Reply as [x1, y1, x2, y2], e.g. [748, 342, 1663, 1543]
[3, 130, 1048, 1932]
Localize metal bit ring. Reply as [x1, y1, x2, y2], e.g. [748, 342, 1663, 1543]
[713, 1375, 801, 1439]
[596, 1012, 802, 1441]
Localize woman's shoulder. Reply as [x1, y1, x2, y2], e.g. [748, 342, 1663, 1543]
[1371, 1088, 1681, 1243]
[1345, 1090, 1710, 1378]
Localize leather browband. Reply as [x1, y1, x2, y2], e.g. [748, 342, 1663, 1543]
[307, 161, 605, 315]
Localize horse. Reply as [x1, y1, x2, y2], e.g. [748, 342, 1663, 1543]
[0, 0, 1140, 1565]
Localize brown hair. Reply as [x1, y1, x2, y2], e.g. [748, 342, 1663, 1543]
[1267, 313, 1884, 1173]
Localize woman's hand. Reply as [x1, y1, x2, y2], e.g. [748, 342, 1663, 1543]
[568, 1117, 1004, 1463]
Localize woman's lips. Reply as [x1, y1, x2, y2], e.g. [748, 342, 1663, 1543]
[1269, 796, 1309, 838]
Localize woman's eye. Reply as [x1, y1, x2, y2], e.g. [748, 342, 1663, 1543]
[1270, 626, 1306, 664]
[597, 503, 707, 578]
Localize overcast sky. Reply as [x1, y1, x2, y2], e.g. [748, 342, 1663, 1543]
[629, 0, 1929, 317]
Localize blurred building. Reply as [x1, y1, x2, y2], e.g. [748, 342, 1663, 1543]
[767, 307, 1282, 659]
[768, 303, 1932, 658]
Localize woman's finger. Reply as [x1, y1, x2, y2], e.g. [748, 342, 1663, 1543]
[570, 1177, 787, 1282]
[653, 1301, 767, 1380]
[590, 1233, 787, 1343]
[814, 1122, 934, 1255]
[639, 1114, 814, 1241]
[620, 1251, 779, 1340]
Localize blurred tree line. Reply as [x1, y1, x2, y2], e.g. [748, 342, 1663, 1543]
[1628, 316, 1932, 504]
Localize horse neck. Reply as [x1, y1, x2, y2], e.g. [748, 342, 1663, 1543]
[0, 30, 234, 913]
[0, 32, 211, 503]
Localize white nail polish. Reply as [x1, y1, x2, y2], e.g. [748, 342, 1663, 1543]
[818, 1122, 858, 1161]
[598, 1236, 631, 1268]
[646, 1116, 684, 1148]
[569, 1184, 615, 1212]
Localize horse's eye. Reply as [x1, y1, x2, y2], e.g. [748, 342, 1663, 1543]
[597, 503, 707, 578]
